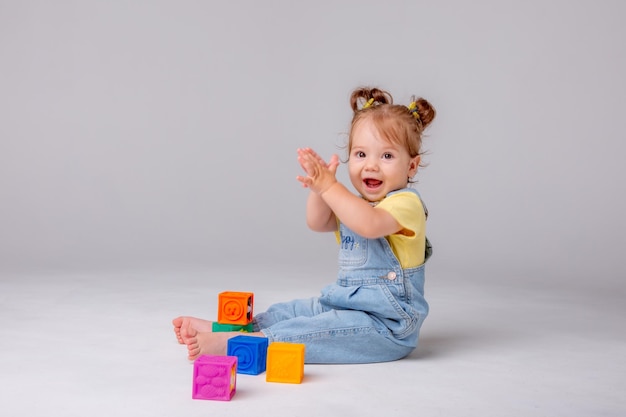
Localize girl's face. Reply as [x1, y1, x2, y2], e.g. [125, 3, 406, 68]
[348, 117, 420, 202]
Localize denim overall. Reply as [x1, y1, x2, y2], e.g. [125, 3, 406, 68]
[255, 188, 431, 364]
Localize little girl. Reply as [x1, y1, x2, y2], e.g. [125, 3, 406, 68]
[173, 86, 436, 364]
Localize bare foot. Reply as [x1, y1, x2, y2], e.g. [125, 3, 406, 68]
[185, 331, 265, 361]
[172, 316, 214, 344]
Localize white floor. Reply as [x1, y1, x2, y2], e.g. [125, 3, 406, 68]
[0, 267, 624, 417]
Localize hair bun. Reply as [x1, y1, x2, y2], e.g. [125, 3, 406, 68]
[350, 87, 393, 112]
[413, 97, 436, 128]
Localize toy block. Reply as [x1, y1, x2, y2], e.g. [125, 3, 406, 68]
[192, 355, 237, 401]
[227, 335, 268, 375]
[227, 335, 269, 375]
[266, 342, 306, 384]
[218, 291, 254, 325]
[212, 322, 254, 333]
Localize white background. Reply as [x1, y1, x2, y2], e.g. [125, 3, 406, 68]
[2, 0, 624, 285]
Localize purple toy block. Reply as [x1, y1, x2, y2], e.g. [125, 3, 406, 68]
[192, 355, 237, 401]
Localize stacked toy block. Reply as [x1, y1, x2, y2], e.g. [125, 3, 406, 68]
[214, 291, 254, 332]
[191, 291, 306, 401]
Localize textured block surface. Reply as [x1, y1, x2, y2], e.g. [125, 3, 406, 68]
[227, 335, 269, 375]
[217, 291, 254, 325]
[266, 342, 305, 384]
[192, 355, 237, 401]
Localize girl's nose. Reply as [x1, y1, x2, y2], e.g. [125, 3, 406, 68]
[364, 157, 379, 171]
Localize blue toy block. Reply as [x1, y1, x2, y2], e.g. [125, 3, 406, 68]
[227, 335, 269, 375]
[192, 355, 237, 401]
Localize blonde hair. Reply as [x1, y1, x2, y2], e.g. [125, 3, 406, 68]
[348, 87, 436, 167]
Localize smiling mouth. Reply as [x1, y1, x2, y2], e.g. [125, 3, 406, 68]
[364, 178, 383, 189]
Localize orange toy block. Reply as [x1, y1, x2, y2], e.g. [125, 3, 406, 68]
[217, 291, 254, 325]
[266, 342, 305, 384]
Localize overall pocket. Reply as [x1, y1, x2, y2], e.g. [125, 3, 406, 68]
[338, 230, 368, 267]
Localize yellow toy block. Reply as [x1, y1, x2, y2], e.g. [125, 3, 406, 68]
[218, 291, 254, 325]
[266, 342, 305, 384]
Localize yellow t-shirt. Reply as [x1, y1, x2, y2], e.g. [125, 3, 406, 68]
[335, 190, 427, 268]
[376, 191, 426, 268]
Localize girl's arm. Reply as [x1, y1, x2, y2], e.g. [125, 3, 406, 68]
[304, 191, 337, 232]
[296, 148, 338, 232]
[319, 182, 400, 238]
[296, 148, 400, 239]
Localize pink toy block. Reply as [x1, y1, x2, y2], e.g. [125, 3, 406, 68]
[192, 355, 237, 401]
[218, 291, 254, 325]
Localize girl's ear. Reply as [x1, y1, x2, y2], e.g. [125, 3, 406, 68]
[408, 155, 420, 177]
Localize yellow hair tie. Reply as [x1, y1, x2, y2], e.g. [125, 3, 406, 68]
[362, 98, 374, 109]
[407, 101, 420, 121]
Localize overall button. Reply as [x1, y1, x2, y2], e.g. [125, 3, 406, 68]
[386, 271, 397, 280]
